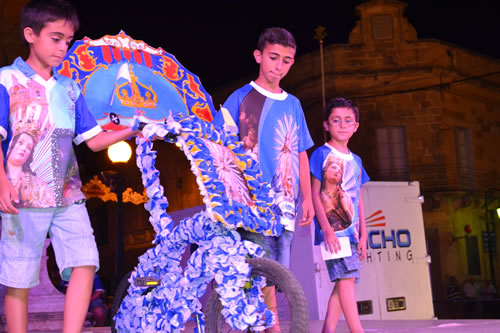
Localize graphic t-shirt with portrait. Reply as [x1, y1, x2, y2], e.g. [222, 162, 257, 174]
[310, 143, 370, 243]
[0, 57, 101, 208]
[216, 81, 314, 231]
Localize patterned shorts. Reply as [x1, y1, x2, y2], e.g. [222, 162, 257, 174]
[0, 203, 99, 288]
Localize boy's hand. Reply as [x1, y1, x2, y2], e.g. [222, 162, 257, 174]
[299, 198, 314, 226]
[323, 227, 340, 253]
[0, 177, 19, 214]
[358, 236, 367, 260]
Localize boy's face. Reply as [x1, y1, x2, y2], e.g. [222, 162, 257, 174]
[323, 107, 359, 143]
[24, 19, 75, 69]
[253, 42, 295, 86]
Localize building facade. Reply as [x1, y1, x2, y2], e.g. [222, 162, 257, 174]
[278, 0, 500, 307]
[213, 0, 500, 312]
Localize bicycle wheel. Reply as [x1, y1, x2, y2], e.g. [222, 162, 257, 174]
[204, 257, 309, 333]
[111, 271, 132, 333]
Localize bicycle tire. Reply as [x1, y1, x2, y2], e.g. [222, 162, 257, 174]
[204, 257, 309, 333]
[111, 271, 132, 333]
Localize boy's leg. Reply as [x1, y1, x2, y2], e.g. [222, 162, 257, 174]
[48, 203, 99, 333]
[266, 230, 293, 333]
[63, 265, 94, 333]
[263, 286, 280, 333]
[1, 210, 54, 333]
[275, 230, 294, 269]
[238, 229, 281, 332]
[322, 283, 342, 333]
[337, 278, 363, 333]
[4, 287, 29, 333]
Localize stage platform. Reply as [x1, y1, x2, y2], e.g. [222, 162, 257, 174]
[30, 319, 500, 332]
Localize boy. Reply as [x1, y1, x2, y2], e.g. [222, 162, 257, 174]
[0, 1, 139, 332]
[310, 97, 369, 333]
[215, 27, 314, 332]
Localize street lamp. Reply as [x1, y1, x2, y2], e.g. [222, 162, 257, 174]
[103, 141, 132, 284]
[108, 141, 132, 163]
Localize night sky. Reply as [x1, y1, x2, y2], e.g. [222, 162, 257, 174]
[73, 0, 500, 92]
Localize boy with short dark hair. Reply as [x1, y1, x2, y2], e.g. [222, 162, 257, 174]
[0, 1, 138, 332]
[310, 97, 369, 333]
[216, 27, 314, 332]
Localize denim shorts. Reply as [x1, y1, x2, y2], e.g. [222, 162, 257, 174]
[0, 203, 99, 288]
[325, 242, 360, 283]
[238, 228, 294, 269]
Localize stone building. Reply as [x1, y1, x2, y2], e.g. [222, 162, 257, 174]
[215, 0, 500, 312]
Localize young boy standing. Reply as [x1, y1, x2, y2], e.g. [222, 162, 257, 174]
[310, 97, 369, 333]
[0, 1, 138, 332]
[216, 27, 314, 332]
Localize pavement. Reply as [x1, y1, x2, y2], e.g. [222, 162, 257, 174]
[29, 319, 500, 332]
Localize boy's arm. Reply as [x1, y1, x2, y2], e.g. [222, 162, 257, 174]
[311, 176, 339, 253]
[85, 127, 139, 152]
[357, 194, 367, 260]
[298, 151, 313, 226]
[0, 149, 19, 214]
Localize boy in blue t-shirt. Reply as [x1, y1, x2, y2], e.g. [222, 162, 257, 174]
[310, 97, 369, 333]
[215, 27, 314, 332]
[0, 1, 138, 332]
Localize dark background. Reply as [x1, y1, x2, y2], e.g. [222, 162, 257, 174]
[73, 0, 500, 92]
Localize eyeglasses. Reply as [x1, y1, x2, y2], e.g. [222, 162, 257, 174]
[327, 118, 357, 127]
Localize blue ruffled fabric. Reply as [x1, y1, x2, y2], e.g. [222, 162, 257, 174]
[114, 114, 282, 332]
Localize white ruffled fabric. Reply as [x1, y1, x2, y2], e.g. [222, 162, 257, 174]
[113, 114, 280, 332]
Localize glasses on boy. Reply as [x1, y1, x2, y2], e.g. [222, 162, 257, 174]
[327, 118, 357, 127]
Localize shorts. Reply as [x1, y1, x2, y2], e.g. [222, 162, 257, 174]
[238, 228, 294, 268]
[0, 203, 99, 288]
[325, 242, 361, 283]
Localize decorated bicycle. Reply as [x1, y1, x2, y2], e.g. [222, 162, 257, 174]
[58, 32, 308, 332]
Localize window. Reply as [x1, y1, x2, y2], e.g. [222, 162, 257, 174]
[455, 127, 475, 189]
[372, 15, 393, 40]
[466, 236, 481, 275]
[376, 127, 408, 180]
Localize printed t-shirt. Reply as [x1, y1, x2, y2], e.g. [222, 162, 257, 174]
[216, 81, 314, 231]
[310, 143, 370, 243]
[0, 57, 101, 208]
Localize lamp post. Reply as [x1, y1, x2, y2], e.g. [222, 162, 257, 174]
[314, 25, 327, 111]
[102, 141, 132, 283]
[314, 25, 327, 142]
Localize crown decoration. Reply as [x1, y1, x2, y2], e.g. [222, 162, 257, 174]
[115, 65, 158, 109]
[323, 151, 346, 173]
[8, 77, 51, 142]
[13, 99, 51, 142]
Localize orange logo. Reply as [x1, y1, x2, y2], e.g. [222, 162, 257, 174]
[366, 210, 386, 227]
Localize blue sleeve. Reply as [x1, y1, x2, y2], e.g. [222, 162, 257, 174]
[220, 91, 242, 129]
[0, 84, 11, 158]
[311, 146, 327, 246]
[295, 100, 314, 153]
[73, 91, 102, 145]
[309, 147, 325, 181]
[75, 93, 98, 135]
[0, 83, 9, 140]
[354, 154, 370, 185]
